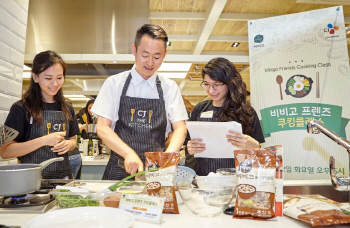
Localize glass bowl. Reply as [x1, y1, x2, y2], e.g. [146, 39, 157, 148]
[216, 168, 236, 176]
[176, 179, 236, 217]
[195, 175, 236, 189]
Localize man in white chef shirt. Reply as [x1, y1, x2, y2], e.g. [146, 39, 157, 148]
[91, 24, 188, 180]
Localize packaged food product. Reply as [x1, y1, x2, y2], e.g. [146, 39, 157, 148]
[266, 145, 283, 217]
[283, 194, 350, 226]
[144, 152, 180, 214]
[233, 148, 276, 219]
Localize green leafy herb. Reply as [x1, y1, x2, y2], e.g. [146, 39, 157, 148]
[56, 189, 100, 208]
[108, 168, 159, 191]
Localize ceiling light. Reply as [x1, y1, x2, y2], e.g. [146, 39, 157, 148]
[158, 63, 191, 72]
[23, 72, 31, 78]
[166, 41, 171, 46]
[231, 42, 240, 47]
[23, 65, 31, 71]
[160, 73, 187, 79]
[112, 61, 117, 63]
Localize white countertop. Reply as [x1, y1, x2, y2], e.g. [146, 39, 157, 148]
[0, 204, 320, 228]
[82, 155, 110, 165]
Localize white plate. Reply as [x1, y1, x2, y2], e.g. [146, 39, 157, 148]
[24, 207, 134, 228]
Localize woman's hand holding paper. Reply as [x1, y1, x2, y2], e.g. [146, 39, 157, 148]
[187, 139, 206, 155]
[226, 130, 260, 150]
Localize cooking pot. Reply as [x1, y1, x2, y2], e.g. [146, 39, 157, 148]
[0, 157, 63, 196]
[88, 123, 97, 134]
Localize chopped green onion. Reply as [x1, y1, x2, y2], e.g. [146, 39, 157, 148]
[108, 168, 159, 191]
[56, 189, 99, 208]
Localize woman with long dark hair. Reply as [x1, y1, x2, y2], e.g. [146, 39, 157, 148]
[186, 57, 265, 176]
[78, 99, 95, 139]
[0, 50, 80, 179]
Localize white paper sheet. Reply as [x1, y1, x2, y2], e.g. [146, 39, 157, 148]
[186, 121, 242, 158]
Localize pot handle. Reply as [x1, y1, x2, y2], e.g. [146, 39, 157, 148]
[39, 157, 64, 171]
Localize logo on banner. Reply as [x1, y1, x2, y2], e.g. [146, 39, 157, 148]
[324, 23, 339, 39]
[254, 35, 264, 43]
[324, 23, 339, 34]
[253, 34, 264, 48]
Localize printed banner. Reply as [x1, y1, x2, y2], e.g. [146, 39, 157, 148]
[249, 6, 350, 180]
[260, 103, 348, 138]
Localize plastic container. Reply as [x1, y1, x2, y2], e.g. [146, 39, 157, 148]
[49, 180, 146, 209]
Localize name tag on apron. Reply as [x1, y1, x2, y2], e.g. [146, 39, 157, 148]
[200, 110, 213, 118]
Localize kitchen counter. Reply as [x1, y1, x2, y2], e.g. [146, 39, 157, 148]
[1, 203, 346, 228]
[80, 155, 109, 180]
[81, 154, 110, 166]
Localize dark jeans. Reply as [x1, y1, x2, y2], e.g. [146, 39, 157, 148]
[69, 154, 82, 179]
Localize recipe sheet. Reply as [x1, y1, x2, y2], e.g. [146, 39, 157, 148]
[186, 121, 242, 158]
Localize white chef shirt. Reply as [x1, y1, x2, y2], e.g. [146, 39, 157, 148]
[91, 65, 188, 137]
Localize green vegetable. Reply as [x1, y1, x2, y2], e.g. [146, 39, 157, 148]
[108, 168, 159, 191]
[304, 86, 310, 91]
[287, 79, 295, 88]
[288, 86, 296, 95]
[56, 189, 100, 208]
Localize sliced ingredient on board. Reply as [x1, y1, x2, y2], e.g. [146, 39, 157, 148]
[103, 194, 122, 208]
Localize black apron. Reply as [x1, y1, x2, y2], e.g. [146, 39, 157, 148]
[102, 73, 167, 180]
[18, 110, 73, 179]
[193, 101, 235, 176]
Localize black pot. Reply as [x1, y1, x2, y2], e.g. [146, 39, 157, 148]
[285, 74, 313, 98]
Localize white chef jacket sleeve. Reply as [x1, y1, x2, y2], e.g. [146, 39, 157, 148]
[166, 81, 189, 124]
[91, 76, 120, 126]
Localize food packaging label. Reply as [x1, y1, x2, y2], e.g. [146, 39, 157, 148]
[119, 193, 165, 224]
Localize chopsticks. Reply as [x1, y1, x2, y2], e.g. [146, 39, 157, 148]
[316, 72, 320, 98]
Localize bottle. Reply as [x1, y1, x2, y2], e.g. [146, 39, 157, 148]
[88, 134, 93, 156]
[93, 143, 98, 156]
[77, 133, 83, 152]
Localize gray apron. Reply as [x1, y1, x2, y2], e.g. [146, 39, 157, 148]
[18, 110, 73, 179]
[193, 100, 235, 176]
[102, 73, 167, 180]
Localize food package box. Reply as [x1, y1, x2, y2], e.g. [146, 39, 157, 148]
[49, 180, 145, 209]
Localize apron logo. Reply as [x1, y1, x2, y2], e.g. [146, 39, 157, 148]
[138, 110, 147, 118]
[128, 109, 153, 129]
[53, 123, 61, 131]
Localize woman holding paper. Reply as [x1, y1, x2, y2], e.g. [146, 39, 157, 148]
[186, 57, 265, 176]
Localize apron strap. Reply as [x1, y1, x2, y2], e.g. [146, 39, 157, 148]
[121, 73, 165, 99]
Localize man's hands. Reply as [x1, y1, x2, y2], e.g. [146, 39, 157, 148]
[124, 151, 144, 175]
